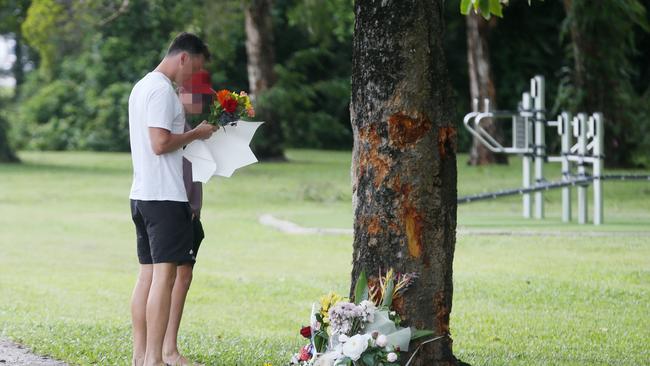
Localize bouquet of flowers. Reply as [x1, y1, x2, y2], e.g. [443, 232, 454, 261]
[209, 89, 255, 126]
[289, 269, 435, 366]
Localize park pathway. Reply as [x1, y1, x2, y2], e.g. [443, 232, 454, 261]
[258, 214, 650, 237]
[0, 338, 69, 366]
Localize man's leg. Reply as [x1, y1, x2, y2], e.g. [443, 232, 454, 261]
[131, 264, 153, 366]
[144, 263, 177, 366]
[163, 264, 194, 364]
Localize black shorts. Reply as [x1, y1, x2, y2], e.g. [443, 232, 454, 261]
[187, 217, 205, 265]
[130, 200, 194, 265]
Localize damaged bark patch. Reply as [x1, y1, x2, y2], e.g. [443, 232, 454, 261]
[392, 295, 406, 319]
[367, 216, 381, 235]
[404, 203, 425, 262]
[433, 291, 451, 334]
[358, 125, 391, 187]
[388, 112, 432, 148]
[437, 126, 457, 159]
[392, 180, 429, 266]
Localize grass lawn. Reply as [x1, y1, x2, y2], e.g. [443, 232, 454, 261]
[0, 150, 648, 365]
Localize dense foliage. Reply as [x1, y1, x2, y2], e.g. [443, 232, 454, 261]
[0, 0, 649, 165]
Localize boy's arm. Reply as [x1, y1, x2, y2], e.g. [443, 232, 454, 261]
[149, 121, 217, 155]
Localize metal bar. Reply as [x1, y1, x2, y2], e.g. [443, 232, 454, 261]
[462, 112, 505, 153]
[575, 113, 588, 224]
[532, 76, 546, 219]
[458, 178, 593, 204]
[521, 92, 533, 218]
[458, 174, 650, 205]
[561, 112, 572, 223]
[602, 174, 650, 180]
[592, 113, 604, 225]
[548, 155, 600, 164]
[474, 112, 507, 150]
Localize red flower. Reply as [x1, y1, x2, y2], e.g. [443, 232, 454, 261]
[223, 98, 238, 114]
[298, 345, 311, 361]
[300, 326, 312, 338]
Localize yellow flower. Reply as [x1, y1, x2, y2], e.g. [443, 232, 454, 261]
[319, 291, 346, 321]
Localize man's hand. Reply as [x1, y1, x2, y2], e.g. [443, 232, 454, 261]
[193, 121, 218, 140]
[149, 121, 218, 155]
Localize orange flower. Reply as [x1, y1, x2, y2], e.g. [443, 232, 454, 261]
[216, 89, 232, 106]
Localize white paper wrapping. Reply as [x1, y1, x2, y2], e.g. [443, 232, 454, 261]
[183, 121, 264, 182]
[362, 310, 412, 352]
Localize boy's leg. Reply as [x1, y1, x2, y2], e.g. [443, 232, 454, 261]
[163, 263, 194, 364]
[131, 264, 153, 366]
[143, 262, 177, 366]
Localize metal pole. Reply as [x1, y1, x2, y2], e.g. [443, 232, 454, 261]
[533, 76, 545, 219]
[575, 113, 588, 224]
[592, 113, 604, 225]
[521, 92, 533, 219]
[560, 112, 572, 222]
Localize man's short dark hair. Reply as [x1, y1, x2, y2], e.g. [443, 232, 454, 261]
[167, 32, 210, 61]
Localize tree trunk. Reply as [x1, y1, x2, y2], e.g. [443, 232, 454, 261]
[0, 114, 18, 163]
[244, 0, 285, 160]
[466, 12, 507, 166]
[12, 33, 25, 99]
[0, 34, 22, 163]
[349, 1, 457, 365]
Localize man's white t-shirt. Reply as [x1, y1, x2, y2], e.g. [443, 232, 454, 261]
[128, 71, 188, 202]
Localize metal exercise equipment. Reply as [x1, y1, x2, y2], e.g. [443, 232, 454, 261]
[460, 75, 649, 225]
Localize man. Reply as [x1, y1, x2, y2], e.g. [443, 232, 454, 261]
[128, 33, 216, 366]
[162, 70, 215, 366]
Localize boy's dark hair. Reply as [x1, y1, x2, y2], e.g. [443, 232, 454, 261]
[167, 32, 210, 60]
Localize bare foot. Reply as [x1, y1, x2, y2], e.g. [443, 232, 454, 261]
[164, 353, 203, 366]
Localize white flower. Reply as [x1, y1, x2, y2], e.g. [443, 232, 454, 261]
[328, 302, 361, 335]
[357, 300, 377, 323]
[341, 334, 370, 361]
[313, 352, 338, 366]
[338, 334, 349, 343]
[387, 352, 398, 362]
[376, 334, 388, 347]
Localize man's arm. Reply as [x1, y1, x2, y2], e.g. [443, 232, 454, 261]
[149, 121, 217, 155]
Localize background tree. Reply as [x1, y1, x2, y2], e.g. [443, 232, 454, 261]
[12, 0, 201, 151]
[465, 11, 507, 165]
[0, 0, 31, 162]
[244, 0, 284, 159]
[259, 0, 353, 149]
[349, 0, 457, 364]
[559, 0, 650, 167]
[2, 0, 649, 169]
[0, 99, 18, 162]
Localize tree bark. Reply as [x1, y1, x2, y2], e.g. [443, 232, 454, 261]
[466, 12, 507, 166]
[244, 0, 285, 160]
[12, 34, 25, 99]
[0, 114, 18, 163]
[349, 1, 457, 365]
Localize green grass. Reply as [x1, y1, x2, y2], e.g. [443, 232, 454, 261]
[0, 150, 648, 365]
